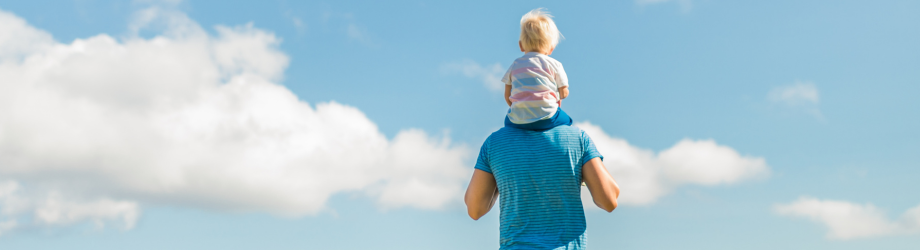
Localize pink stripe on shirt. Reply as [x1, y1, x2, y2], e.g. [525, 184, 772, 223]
[510, 90, 558, 102]
[511, 67, 553, 78]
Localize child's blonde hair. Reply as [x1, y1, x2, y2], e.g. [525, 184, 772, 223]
[519, 8, 562, 54]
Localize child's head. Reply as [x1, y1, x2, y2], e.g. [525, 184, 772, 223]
[519, 8, 562, 55]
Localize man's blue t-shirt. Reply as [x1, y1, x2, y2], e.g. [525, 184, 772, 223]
[475, 125, 603, 250]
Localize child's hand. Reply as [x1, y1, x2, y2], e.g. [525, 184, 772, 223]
[559, 86, 569, 99]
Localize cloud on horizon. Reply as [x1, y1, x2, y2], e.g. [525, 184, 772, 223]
[577, 122, 770, 207]
[0, 6, 469, 234]
[775, 197, 920, 240]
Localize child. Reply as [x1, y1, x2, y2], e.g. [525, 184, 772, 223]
[502, 8, 573, 131]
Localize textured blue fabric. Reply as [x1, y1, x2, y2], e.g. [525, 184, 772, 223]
[504, 107, 573, 131]
[475, 125, 603, 250]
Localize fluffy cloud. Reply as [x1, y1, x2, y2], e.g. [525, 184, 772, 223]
[0, 6, 469, 233]
[441, 60, 505, 91]
[775, 197, 920, 240]
[0, 181, 139, 233]
[576, 122, 769, 206]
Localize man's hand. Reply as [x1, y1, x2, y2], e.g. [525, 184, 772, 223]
[465, 169, 499, 220]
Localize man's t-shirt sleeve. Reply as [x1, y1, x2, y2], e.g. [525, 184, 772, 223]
[474, 137, 493, 174]
[579, 131, 603, 166]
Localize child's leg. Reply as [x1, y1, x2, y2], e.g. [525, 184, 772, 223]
[551, 108, 573, 127]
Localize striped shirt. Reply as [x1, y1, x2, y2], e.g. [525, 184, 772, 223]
[475, 125, 603, 250]
[502, 52, 569, 124]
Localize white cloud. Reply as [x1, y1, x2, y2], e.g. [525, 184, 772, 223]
[441, 60, 505, 91]
[0, 180, 137, 233]
[0, 6, 470, 233]
[658, 139, 768, 186]
[768, 81, 822, 119]
[774, 197, 920, 240]
[769, 81, 820, 105]
[576, 122, 769, 206]
[0, 8, 54, 61]
[0, 220, 15, 236]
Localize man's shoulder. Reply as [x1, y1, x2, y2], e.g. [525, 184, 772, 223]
[489, 126, 584, 140]
[488, 127, 520, 139]
[546, 126, 586, 142]
[553, 124, 583, 133]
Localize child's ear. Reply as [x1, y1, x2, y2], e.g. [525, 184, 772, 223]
[519, 41, 524, 52]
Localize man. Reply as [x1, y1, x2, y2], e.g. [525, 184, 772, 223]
[465, 125, 620, 249]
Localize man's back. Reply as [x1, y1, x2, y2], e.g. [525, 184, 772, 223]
[474, 125, 602, 250]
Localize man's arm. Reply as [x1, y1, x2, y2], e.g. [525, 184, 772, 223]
[582, 157, 620, 212]
[558, 86, 569, 99]
[464, 169, 499, 220]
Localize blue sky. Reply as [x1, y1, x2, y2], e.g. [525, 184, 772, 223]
[0, 0, 918, 249]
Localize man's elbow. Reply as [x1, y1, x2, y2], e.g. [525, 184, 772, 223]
[596, 198, 618, 213]
[466, 205, 486, 220]
[606, 200, 618, 213]
[464, 197, 485, 220]
[468, 210, 484, 220]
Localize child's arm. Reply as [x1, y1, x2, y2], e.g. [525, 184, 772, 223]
[559, 86, 569, 99]
[504, 85, 513, 107]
